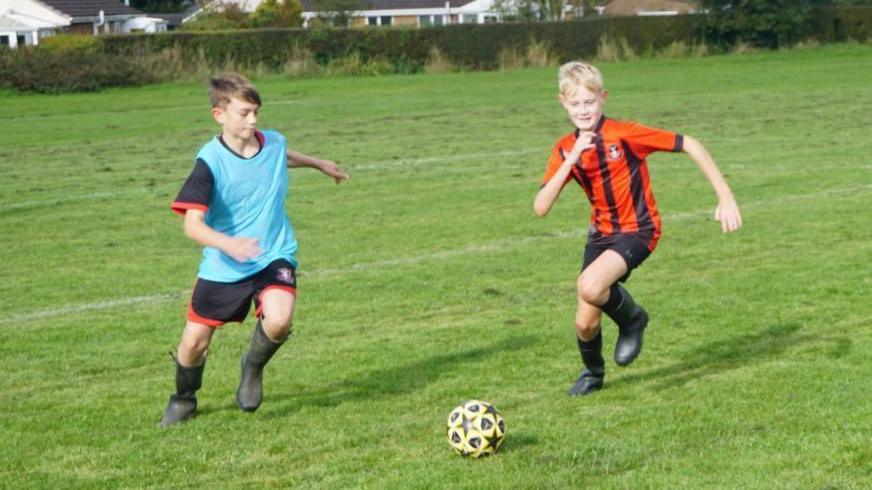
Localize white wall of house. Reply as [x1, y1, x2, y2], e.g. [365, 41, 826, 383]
[302, 0, 499, 27]
[0, 0, 71, 27]
[0, 22, 36, 48]
[0, 0, 69, 47]
[124, 16, 168, 33]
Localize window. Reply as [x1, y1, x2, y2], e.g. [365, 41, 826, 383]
[380, 16, 391, 26]
[16, 35, 25, 46]
[433, 15, 444, 26]
[0, 35, 9, 46]
[419, 15, 431, 26]
[462, 14, 477, 24]
[368, 16, 378, 26]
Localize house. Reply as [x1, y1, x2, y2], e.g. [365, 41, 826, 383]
[601, 0, 697, 17]
[0, 0, 168, 47]
[300, 0, 499, 27]
[191, 0, 499, 28]
[147, 11, 190, 30]
[37, 0, 167, 34]
[0, 0, 69, 47]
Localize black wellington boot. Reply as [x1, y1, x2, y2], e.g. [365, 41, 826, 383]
[160, 356, 205, 427]
[236, 321, 285, 412]
[568, 333, 605, 396]
[603, 285, 648, 367]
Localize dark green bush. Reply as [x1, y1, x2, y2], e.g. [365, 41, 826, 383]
[1, 41, 150, 93]
[700, 0, 814, 48]
[810, 6, 872, 41]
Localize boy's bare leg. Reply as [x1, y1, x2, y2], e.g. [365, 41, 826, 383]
[578, 249, 649, 366]
[237, 289, 295, 412]
[178, 321, 216, 367]
[568, 301, 606, 396]
[161, 321, 215, 427]
[568, 253, 626, 395]
[577, 250, 628, 306]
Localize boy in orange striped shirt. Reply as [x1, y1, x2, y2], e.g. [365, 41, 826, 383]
[534, 62, 742, 396]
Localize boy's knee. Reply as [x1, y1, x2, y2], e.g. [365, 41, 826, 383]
[178, 337, 209, 364]
[261, 314, 293, 341]
[575, 320, 601, 340]
[578, 279, 607, 306]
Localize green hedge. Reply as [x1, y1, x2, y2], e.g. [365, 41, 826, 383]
[0, 36, 150, 93]
[2, 6, 869, 93]
[98, 14, 709, 72]
[100, 7, 869, 73]
[809, 6, 872, 41]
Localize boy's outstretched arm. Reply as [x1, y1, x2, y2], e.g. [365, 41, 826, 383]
[183, 209, 262, 263]
[682, 136, 742, 233]
[286, 149, 349, 184]
[534, 161, 573, 217]
[534, 132, 596, 216]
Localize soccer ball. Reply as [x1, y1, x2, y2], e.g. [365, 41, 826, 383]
[446, 400, 506, 458]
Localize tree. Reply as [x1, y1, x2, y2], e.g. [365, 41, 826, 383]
[311, 0, 364, 27]
[250, 0, 303, 28]
[179, 2, 250, 30]
[808, 0, 872, 4]
[491, 0, 570, 21]
[700, 0, 814, 48]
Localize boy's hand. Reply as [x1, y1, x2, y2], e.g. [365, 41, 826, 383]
[714, 195, 742, 233]
[222, 236, 262, 262]
[320, 160, 350, 184]
[566, 131, 597, 163]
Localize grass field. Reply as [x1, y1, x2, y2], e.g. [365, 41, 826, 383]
[1, 43, 870, 488]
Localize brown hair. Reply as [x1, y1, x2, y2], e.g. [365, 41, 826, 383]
[208, 73, 262, 109]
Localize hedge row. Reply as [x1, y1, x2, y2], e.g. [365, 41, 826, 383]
[99, 14, 709, 71]
[808, 6, 872, 41]
[1, 6, 869, 93]
[98, 6, 872, 70]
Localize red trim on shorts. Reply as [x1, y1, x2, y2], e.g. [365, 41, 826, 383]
[171, 202, 208, 216]
[255, 285, 297, 318]
[187, 301, 225, 327]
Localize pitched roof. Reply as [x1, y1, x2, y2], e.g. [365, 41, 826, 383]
[0, 9, 69, 29]
[300, 0, 478, 12]
[37, 0, 142, 18]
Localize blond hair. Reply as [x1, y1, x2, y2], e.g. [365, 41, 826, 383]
[558, 61, 604, 96]
[208, 73, 262, 109]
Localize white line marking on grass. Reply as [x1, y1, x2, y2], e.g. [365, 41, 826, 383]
[0, 292, 180, 326]
[305, 230, 585, 278]
[4, 184, 870, 326]
[351, 149, 541, 171]
[0, 189, 151, 212]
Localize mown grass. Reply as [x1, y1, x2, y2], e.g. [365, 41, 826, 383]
[0, 44, 870, 488]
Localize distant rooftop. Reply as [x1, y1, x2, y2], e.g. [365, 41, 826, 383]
[299, 0, 479, 11]
[37, 0, 142, 18]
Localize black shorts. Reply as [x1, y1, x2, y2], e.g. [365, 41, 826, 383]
[582, 233, 653, 283]
[188, 259, 297, 327]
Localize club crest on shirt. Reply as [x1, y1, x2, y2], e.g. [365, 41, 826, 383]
[607, 144, 624, 161]
[276, 267, 295, 284]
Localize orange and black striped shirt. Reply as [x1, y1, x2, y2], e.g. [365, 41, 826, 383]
[542, 116, 683, 252]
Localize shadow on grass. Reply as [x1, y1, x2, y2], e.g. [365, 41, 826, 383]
[499, 432, 538, 454]
[611, 322, 842, 391]
[257, 335, 537, 417]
